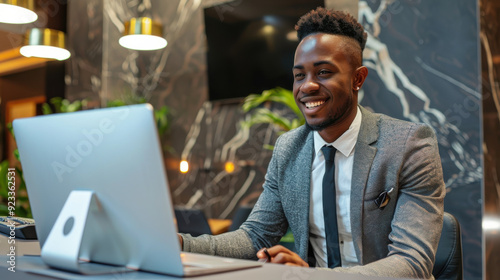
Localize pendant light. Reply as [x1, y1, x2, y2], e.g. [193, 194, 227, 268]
[119, 17, 167, 51]
[20, 28, 71, 60]
[0, 0, 38, 24]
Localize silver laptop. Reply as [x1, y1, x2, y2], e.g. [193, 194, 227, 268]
[13, 104, 261, 276]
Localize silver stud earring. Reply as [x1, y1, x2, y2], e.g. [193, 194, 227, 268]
[356, 87, 360, 90]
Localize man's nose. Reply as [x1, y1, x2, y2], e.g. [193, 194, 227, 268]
[301, 78, 320, 93]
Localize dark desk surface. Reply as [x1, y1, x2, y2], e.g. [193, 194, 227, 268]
[0, 234, 398, 280]
[0, 231, 40, 257]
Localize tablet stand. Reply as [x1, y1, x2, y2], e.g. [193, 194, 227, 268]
[41, 190, 133, 275]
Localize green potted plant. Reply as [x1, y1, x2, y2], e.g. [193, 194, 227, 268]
[241, 87, 304, 149]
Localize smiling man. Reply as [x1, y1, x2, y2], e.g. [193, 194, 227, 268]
[179, 7, 445, 279]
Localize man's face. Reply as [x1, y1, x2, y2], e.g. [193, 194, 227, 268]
[292, 33, 360, 131]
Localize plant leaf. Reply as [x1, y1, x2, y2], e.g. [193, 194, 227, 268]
[242, 108, 294, 132]
[42, 103, 53, 115]
[0, 160, 9, 198]
[241, 87, 304, 128]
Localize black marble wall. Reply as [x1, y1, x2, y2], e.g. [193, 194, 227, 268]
[358, 0, 482, 279]
[66, 0, 102, 107]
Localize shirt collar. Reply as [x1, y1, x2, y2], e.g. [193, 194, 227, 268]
[313, 106, 362, 158]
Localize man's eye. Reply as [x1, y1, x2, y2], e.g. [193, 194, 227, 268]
[294, 73, 305, 79]
[318, 70, 332, 75]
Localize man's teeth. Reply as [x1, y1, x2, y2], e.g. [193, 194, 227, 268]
[305, 101, 325, 109]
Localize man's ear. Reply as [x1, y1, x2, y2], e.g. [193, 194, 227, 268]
[353, 66, 368, 91]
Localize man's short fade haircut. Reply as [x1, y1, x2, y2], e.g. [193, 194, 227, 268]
[295, 7, 367, 51]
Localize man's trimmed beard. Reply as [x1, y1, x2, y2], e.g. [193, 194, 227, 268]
[305, 117, 336, 131]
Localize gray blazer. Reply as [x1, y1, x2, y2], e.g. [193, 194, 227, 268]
[182, 106, 445, 279]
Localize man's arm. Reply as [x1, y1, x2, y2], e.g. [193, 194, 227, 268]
[179, 229, 257, 259]
[180, 135, 290, 259]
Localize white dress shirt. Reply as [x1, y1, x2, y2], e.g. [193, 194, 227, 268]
[309, 106, 362, 268]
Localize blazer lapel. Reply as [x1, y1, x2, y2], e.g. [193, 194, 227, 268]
[350, 106, 379, 263]
[284, 128, 314, 261]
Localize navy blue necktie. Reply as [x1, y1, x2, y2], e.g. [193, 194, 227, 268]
[321, 145, 342, 268]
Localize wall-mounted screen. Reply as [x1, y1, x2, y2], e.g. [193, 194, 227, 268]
[204, 0, 324, 101]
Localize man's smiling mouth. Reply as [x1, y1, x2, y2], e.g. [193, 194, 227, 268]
[305, 100, 325, 109]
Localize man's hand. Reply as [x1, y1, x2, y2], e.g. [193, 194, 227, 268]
[256, 245, 309, 267]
